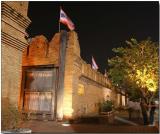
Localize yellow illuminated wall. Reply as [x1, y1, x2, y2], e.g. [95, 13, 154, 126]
[78, 84, 85, 96]
[63, 93, 73, 118]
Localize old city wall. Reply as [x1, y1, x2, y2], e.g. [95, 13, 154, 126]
[22, 33, 62, 119]
[2, 1, 31, 106]
[22, 31, 114, 119]
[63, 31, 113, 119]
[1, 1, 118, 120]
[22, 33, 60, 66]
[72, 58, 113, 118]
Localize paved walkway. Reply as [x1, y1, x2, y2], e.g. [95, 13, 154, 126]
[20, 120, 159, 133]
[114, 116, 138, 126]
[19, 109, 159, 133]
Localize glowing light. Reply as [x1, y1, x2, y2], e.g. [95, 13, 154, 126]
[136, 70, 141, 77]
[146, 79, 157, 92]
[63, 107, 73, 117]
[63, 94, 73, 118]
[133, 68, 157, 92]
[62, 121, 71, 126]
[78, 84, 85, 96]
[62, 123, 71, 126]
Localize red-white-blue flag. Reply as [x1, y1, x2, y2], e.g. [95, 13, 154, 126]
[92, 56, 99, 70]
[104, 69, 107, 77]
[59, 8, 75, 31]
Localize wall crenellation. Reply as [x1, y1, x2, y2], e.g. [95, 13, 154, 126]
[74, 56, 111, 88]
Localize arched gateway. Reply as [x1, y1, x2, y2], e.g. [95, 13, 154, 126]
[21, 31, 115, 120]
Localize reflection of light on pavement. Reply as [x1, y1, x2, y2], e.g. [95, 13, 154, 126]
[62, 121, 71, 127]
[62, 123, 71, 126]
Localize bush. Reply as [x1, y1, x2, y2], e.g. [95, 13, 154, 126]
[101, 100, 113, 112]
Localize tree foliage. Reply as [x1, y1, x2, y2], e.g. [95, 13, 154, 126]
[108, 38, 158, 101]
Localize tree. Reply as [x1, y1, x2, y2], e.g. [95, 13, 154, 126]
[108, 38, 158, 124]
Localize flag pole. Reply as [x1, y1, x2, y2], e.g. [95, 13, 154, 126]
[59, 6, 61, 33]
[59, 21, 60, 33]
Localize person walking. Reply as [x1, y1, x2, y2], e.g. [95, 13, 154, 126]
[149, 101, 156, 126]
[140, 99, 149, 125]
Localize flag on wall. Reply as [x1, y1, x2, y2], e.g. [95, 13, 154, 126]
[59, 8, 75, 31]
[104, 69, 107, 77]
[92, 56, 99, 70]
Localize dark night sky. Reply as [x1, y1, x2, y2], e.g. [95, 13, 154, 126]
[27, 1, 159, 73]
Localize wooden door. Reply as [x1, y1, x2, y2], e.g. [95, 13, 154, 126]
[23, 68, 57, 116]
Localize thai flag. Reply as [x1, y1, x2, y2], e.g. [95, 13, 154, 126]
[92, 56, 99, 70]
[104, 69, 107, 77]
[59, 8, 75, 31]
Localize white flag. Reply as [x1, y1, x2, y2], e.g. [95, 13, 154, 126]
[104, 69, 107, 77]
[92, 56, 98, 70]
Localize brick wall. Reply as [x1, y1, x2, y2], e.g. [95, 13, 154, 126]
[21, 31, 114, 119]
[22, 34, 60, 66]
[2, 45, 22, 105]
[63, 31, 113, 119]
[2, 2, 116, 120]
[3, 1, 29, 16]
[1, 2, 30, 106]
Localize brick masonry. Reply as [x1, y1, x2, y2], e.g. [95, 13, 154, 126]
[1, 1, 31, 107]
[22, 31, 116, 119]
[64, 32, 114, 119]
[22, 34, 60, 66]
[1, 1, 127, 121]
[2, 2, 118, 120]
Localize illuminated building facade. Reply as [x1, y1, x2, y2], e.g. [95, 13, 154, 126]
[21, 31, 116, 120]
[2, 1, 123, 120]
[1, 1, 31, 107]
